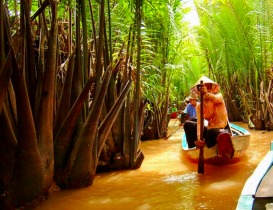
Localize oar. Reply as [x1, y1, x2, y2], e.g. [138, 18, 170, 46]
[164, 124, 183, 140]
[198, 80, 205, 174]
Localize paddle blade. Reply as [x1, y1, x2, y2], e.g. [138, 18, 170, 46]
[198, 147, 204, 174]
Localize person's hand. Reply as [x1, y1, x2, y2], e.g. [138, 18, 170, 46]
[194, 139, 205, 148]
[200, 85, 208, 94]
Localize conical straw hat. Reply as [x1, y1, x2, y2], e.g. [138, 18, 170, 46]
[191, 76, 220, 93]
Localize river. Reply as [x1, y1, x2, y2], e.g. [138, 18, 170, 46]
[36, 121, 273, 210]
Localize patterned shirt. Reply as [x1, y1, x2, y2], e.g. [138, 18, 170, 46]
[196, 92, 228, 139]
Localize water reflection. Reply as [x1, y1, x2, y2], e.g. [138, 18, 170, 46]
[36, 122, 273, 210]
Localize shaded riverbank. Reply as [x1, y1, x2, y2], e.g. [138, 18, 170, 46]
[36, 120, 273, 209]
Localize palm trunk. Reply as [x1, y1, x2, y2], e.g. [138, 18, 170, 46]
[67, 66, 113, 188]
[36, 0, 58, 189]
[8, 48, 44, 208]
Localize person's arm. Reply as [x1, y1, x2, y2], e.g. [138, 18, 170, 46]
[204, 92, 223, 103]
[200, 85, 223, 103]
[183, 105, 188, 113]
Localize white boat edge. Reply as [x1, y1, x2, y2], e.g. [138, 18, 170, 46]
[182, 123, 251, 164]
[236, 141, 273, 210]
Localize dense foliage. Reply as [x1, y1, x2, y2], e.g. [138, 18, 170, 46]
[194, 0, 273, 126]
[1, 0, 273, 208]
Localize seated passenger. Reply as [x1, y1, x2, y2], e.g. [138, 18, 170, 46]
[183, 93, 198, 121]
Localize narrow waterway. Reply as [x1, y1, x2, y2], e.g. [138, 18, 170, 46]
[36, 120, 273, 210]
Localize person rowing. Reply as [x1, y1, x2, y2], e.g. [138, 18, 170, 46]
[183, 76, 234, 158]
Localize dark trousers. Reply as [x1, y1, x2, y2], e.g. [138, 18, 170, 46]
[184, 120, 224, 148]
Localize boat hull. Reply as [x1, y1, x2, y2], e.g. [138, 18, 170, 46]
[182, 123, 250, 165]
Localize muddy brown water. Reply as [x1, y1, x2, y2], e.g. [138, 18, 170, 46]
[36, 121, 273, 210]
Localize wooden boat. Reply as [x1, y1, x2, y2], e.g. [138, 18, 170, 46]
[182, 123, 250, 165]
